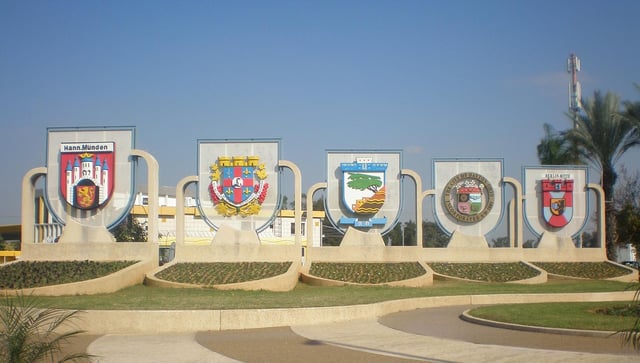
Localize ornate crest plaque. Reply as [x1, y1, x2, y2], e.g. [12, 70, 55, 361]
[59, 142, 115, 210]
[209, 156, 269, 217]
[443, 172, 494, 223]
[339, 158, 387, 227]
[542, 178, 573, 228]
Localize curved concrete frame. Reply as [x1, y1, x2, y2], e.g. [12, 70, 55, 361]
[401, 169, 423, 245]
[305, 182, 327, 251]
[130, 149, 159, 244]
[503, 177, 523, 248]
[278, 160, 302, 245]
[21, 167, 47, 244]
[22, 151, 158, 244]
[175, 175, 198, 245]
[420, 189, 435, 245]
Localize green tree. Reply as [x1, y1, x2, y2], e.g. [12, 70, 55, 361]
[614, 166, 640, 210]
[563, 90, 640, 260]
[536, 123, 581, 165]
[491, 236, 510, 248]
[383, 221, 416, 246]
[311, 196, 342, 246]
[578, 230, 599, 248]
[538, 89, 640, 258]
[282, 193, 307, 210]
[346, 173, 382, 193]
[0, 293, 92, 362]
[312, 197, 324, 211]
[623, 83, 640, 127]
[111, 215, 148, 242]
[280, 195, 290, 210]
[300, 193, 307, 210]
[403, 221, 417, 246]
[422, 221, 449, 248]
[616, 204, 640, 253]
[614, 166, 640, 257]
[321, 219, 343, 246]
[384, 223, 403, 246]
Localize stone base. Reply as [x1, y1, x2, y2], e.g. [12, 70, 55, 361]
[447, 230, 489, 248]
[537, 232, 575, 249]
[57, 219, 115, 243]
[212, 224, 261, 245]
[340, 227, 385, 247]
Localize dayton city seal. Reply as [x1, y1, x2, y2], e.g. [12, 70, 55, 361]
[443, 172, 494, 223]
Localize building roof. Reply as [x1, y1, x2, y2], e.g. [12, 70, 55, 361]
[130, 206, 325, 218]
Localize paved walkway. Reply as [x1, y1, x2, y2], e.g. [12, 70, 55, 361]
[86, 306, 638, 362]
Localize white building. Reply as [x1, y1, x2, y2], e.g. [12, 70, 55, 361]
[616, 243, 637, 263]
[131, 191, 324, 247]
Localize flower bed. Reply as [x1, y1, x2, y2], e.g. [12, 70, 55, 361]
[155, 262, 292, 285]
[308, 262, 426, 284]
[532, 262, 630, 279]
[427, 262, 541, 282]
[0, 260, 138, 289]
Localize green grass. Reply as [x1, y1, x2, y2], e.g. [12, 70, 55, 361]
[1, 260, 636, 335]
[5, 279, 635, 311]
[469, 301, 638, 331]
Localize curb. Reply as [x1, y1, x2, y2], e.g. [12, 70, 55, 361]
[460, 309, 617, 337]
[77, 291, 636, 335]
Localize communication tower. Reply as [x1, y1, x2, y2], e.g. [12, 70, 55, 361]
[567, 53, 582, 127]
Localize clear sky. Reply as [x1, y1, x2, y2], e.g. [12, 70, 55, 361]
[1, 0, 639, 225]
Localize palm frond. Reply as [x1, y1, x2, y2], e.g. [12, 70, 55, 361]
[0, 293, 93, 363]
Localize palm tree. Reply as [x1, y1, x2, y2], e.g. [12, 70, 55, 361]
[564, 90, 640, 260]
[0, 293, 92, 362]
[623, 83, 640, 128]
[536, 123, 581, 165]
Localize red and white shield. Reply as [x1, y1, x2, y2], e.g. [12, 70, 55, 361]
[542, 179, 573, 228]
[59, 142, 115, 210]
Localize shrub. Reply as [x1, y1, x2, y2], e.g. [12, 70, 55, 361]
[0, 293, 92, 362]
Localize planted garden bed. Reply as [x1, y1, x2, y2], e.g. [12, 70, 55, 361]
[0, 260, 138, 289]
[427, 262, 541, 282]
[308, 262, 426, 284]
[532, 262, 630, 279]
[155, 262, 292, 286]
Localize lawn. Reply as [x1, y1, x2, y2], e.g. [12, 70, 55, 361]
[10, 279, 637, 311]
[468, 301, 639, 332]
[1, 261, 637, 335]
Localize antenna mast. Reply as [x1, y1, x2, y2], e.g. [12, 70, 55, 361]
[567, 53, 582, 127]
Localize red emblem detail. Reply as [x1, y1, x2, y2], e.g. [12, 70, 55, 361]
[542, 179, 574, 228]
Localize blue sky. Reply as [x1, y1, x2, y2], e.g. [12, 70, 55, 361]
[1, 0, 639, 225]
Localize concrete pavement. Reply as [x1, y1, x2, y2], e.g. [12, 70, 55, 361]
[86, 305, 638, 363]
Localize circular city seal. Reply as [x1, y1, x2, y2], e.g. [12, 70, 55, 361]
[443, 172, 494, 223]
